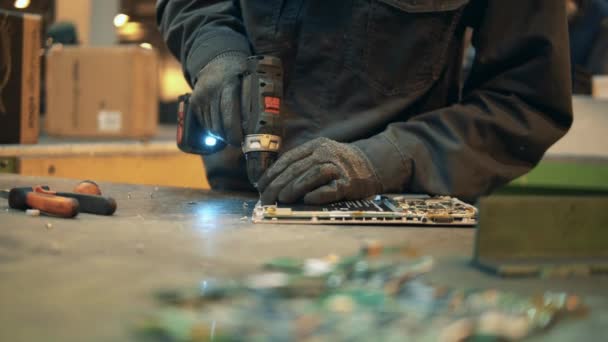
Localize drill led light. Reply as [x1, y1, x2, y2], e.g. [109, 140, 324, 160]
[113, 14, 130, 28]
[204, 136, 218, 147]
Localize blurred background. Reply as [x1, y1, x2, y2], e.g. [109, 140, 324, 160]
[0, 0, 606, 191]
[0, 0, 210, 189]
[0, 0, 190, 122]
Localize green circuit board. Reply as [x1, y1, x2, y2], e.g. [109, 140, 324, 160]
[253, 195, 477, 226]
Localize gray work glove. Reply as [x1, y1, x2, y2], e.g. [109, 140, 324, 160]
[257, 137, 383, 205]
[190, 52, 247, 147]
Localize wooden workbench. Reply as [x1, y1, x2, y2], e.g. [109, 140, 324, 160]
[0, 125, 210, 189]
[0, 174, 607, 341]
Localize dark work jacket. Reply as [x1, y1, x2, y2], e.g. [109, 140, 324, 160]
[157, 0, 573, 201]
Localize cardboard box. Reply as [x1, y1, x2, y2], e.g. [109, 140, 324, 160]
[0, 10, 41, 144]
[45, 45, 158, 138]
[592, 75, 608, 99]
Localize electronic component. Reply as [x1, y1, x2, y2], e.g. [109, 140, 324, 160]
[253, 195, 477, 226]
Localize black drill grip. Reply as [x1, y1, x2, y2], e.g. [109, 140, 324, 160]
[176, 94, 227, 155]
[242, 56, 284, 137]
[55, 192, 117, 216]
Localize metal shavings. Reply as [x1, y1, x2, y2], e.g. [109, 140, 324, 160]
[26, 209, 40, 217]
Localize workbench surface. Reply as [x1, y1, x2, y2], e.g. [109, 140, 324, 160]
[0, 175, 606, 342]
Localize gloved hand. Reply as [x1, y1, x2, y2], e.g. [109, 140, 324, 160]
[257, 137, 384, 205]
[190, 52, 248, 147]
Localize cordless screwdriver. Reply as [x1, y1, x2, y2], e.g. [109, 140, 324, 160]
[176, 55, 284, 188]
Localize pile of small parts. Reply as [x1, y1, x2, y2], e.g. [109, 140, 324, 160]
[138, 243, 586, 342]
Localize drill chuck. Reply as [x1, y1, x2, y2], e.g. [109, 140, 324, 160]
[245, 151, 277, 188]
[243, 134, 282, 187]
[242, 134, 282, 154]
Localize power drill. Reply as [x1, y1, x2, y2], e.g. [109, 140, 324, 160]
[176, 55, 284, 188]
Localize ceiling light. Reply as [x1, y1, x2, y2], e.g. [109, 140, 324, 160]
[113, 14, 130, 28]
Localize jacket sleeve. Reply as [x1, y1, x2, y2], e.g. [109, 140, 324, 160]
[353, 0, 573, 201]
[156, 0, 251, 85]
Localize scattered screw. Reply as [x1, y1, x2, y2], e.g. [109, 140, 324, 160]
[26, 209, 41, 217]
